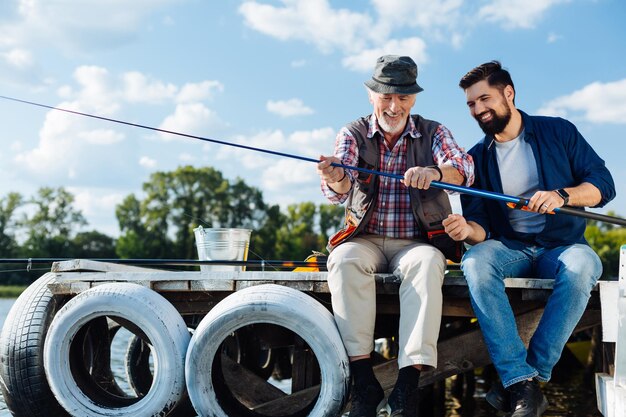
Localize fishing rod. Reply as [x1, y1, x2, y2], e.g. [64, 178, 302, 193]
[0, 258, 327, 269]
[1, 95, 624, 227]
[0, 258, 462, 271]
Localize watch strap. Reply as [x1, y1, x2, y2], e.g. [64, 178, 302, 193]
[555, 188, 569, 205]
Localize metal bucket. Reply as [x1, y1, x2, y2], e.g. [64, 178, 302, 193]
[193, 226, 252, 272]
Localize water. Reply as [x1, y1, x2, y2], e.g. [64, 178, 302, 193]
[0, 298, 604, 416]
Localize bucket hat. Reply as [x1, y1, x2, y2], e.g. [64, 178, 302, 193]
[364, 55, 423, 95]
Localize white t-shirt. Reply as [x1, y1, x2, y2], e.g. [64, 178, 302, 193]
[495, 130, 546, 234]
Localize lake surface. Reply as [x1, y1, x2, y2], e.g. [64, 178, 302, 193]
[0, 297, 604, 417]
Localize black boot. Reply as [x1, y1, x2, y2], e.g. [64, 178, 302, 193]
[508, 379, 548, 417]
[485, 379, 511, 412]
[349, 359, 384, 417]
[386, 366, 420, 417]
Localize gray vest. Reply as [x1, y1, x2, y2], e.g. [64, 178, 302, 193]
[328, 114, 453, 251]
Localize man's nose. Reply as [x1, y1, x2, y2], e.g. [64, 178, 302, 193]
[473, 101, 486, 116]
[389, 97, 400, 111]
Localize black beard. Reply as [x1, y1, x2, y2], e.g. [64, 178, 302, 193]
[476, 106, 511, 136]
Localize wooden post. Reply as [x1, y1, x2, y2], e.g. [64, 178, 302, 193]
[291, 335, 320, 393]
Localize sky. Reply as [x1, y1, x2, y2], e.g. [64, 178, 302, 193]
[0, 0, 624, 238]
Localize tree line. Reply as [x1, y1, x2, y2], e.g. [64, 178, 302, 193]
[0, 165, 623, 285]
[0, 166, 344, 285]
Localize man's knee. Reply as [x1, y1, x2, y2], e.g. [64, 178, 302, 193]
[557, 245, 602, 293]
[461, 242, 506, 290]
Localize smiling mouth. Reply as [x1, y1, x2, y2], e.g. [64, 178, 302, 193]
[478, 111, 493, 123]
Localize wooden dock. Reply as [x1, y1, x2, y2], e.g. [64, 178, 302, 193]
[1, 254, 620, 417]
[46, 259, 607, 412]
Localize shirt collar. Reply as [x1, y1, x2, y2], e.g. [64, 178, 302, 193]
[367, 113, 420, 140]
[485, 109, 532, 150]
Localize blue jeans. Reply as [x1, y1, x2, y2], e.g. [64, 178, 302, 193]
[461, 239, 602, 388]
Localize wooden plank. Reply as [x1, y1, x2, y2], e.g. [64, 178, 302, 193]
[253, 385, 319, 414]
[190, 279, 235, 291]
[504, 277, 554, 289]
[52, 259, 163, 273]
[274, 281, 315, 291]
[291, 336, 320, 393]
[219, 354, 286, 407]
[49, 269, 557, 288]
[152, 281, 190, 291]
[236, 280, 275, 290]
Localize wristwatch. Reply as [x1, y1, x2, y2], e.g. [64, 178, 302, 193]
[555, 188, 569, 205]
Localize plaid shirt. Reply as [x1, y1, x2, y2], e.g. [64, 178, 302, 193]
[321, 114, 474, 238]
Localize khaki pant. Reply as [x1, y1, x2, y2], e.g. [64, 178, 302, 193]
[327, 234, 445, 369]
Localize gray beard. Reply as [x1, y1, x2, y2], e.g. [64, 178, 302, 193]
[379, 114, 405, 135]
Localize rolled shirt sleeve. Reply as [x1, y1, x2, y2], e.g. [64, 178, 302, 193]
[321, 127, 358, 204]
[431, 125, 475, 187]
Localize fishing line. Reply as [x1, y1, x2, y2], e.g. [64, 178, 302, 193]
[0, 258, 327, 269]
[1, 94, 624, 226]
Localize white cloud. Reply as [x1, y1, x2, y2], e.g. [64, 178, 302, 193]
[239, 0, 376, 54]
[239, 0, 570, 61]
[179, 153, 195, 162]
[537, 79, 626, 124]
[158, 103, 227, 140]
[70, 187, 127, 237]
[288, 127, 335, 158]
[372, 0, 463, 31]
[266, 98, 314, 117]
[217, 127, 332, 172]
[220, 130, 287, 170]
[139, 156, 157, 168]
[342, 37, 428, 72]
[547, 32, 562, 43]
[122, 71, 177, 104]
[70, 66, 120, 114]
[177, 80, 224, 103]
[14, 65, 228, 189]
[10, 0, 180, 48]
[0, 0, 180, 86]
[262, 158, 316, 191]
[78, 129, 125, 145]
[478, 0, 570, 29]
[2, 48, 33, 68]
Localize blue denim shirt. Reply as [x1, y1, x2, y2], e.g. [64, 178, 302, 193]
[461, 110, 616, 249]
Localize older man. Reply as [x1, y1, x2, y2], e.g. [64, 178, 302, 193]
[317, 55, 474, 417]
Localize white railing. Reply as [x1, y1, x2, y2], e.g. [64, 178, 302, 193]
[597, 244, 626, 416]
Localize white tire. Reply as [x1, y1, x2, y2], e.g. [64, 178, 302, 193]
[185, 284, 350, 417]
[0, 273, 69, 417]
[44, 283, 191, 417]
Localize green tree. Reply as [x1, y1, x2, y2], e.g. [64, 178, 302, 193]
[274, 202, 319, 260]
[585, 211, 626, 279]
[318, 203, 345, 249]
[115, 194, 172, 259]
[117, 166, 277, 261]
[0, 192, 22, 257]
[71, 230, 116, 258]
[248, 203, 285, 261]
[18, 187, 87, 258]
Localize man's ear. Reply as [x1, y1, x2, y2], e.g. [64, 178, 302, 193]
[504, 85, 515, 103]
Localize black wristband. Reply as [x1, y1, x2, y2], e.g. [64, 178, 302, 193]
[429, 165, 443, 181]
[555, 188, 569, 205]
[335, 170, 346, 184]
